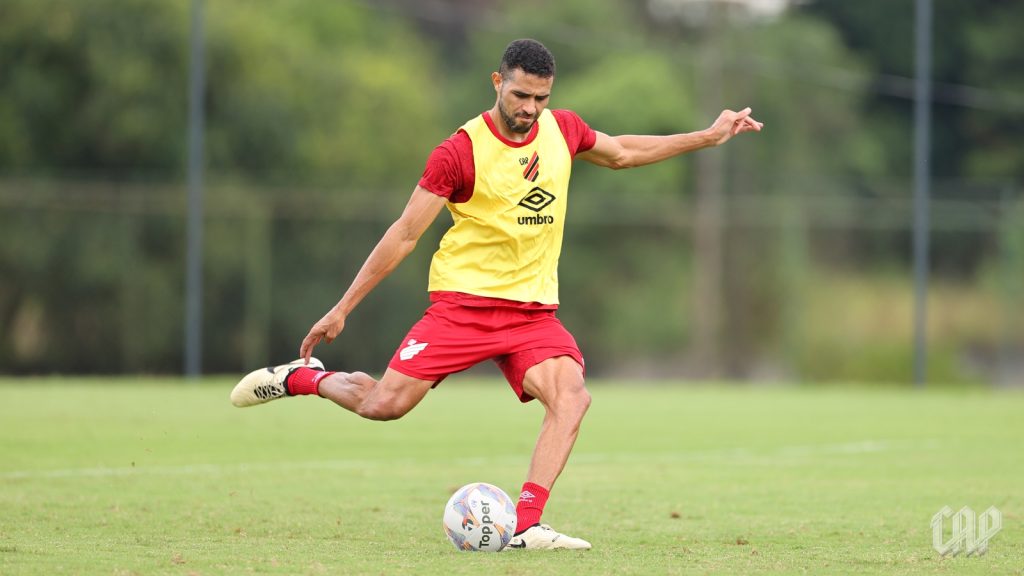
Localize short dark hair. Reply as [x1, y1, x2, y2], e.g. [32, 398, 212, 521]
[499, 39, 555, 80]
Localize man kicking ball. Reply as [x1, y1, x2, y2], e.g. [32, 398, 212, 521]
[231, 38, 761, 550]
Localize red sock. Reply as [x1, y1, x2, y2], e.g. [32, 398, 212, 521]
[515, 482, 550, 534]
[285, 367, 334, 396]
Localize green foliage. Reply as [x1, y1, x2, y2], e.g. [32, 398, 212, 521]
[726, 15, 879, 177]
[0, 0, 443, 372]
[203, 0, 443, 187]
[560, 224, 692, 372]
[709, 15, 881, 371]
[803, 0, 1024, 182]
[560, 50, 694, 197]
[0, 0, 1019, 381]
[0, 0, 189, 175]
[961, 2, 1024, 179]
[469, 0, 648, 73]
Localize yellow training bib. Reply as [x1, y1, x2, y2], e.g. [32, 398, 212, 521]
[428, 109, 573, 305]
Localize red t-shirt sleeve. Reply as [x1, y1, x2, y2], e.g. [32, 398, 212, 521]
[418, 131, 474, 202]
[552, 109, 597, 156]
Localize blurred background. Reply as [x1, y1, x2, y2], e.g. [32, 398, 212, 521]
[0, 0, 1021, 385]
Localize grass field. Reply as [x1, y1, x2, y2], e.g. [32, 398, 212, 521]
[1, 377, 1021, 575]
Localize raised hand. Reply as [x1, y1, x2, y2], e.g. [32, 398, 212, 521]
[707, 107, 763, 146]
[299, 307, 346, 364]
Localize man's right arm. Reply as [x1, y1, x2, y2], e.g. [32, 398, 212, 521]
[300, 186, 447, 361]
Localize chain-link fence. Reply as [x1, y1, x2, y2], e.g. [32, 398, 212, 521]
[2, 176, 1020, 384]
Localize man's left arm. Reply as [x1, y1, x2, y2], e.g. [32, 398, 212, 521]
[577, 107, 762, 170]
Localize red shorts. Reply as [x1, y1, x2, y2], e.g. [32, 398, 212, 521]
[387, 299, 584, 402]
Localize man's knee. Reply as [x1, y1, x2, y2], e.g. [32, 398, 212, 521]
[527, 356, 590, 419]
[353, 370, 433, 421]
[355, 400, 410, 421]
[578, 385, 592, 412]
[561, 380, 591, 419]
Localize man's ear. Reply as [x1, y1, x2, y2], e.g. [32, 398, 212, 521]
[491, 71, 503, 93]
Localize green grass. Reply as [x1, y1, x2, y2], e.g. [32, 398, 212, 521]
[1, 378, 1021, 575]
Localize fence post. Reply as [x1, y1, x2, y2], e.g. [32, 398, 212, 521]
[912, 0, 933, 386]
[1000, 187, 1023, 385]
[184, 0, 206, 377]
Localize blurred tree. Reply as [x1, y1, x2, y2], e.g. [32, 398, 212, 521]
[447, 0, 652, 125]
[0, 0, 189, 176]
[0, 0, 445, 373]
[204, 0, 444, 188]
[0, 0, 1012, 381]
[807, 0, 1023, 177]
[960, 2, 1024, 180]
[800, 0, 1024, 274]
[0, 0, 445, 184]
[719, 13, 880, 377]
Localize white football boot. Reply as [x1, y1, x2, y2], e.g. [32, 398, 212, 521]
[505, 524, 592, 550]
[230, 358, 324, 407]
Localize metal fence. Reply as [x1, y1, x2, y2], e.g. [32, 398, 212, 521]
[1, 176, 1020, 385]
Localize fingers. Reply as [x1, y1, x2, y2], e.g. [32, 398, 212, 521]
[735, 118, 762, 134]
[716, 108, 761, 140]
[732, 108, 761, 127]
[299, 312, 343, 362]
[300, 332, 321, 364]
[725, 108, 763, 137]
[724, 107, 759, 123]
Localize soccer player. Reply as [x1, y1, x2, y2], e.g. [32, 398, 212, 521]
[232, 38, 761, 550]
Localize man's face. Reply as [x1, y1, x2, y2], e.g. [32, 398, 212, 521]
[493, 68, 553, 134]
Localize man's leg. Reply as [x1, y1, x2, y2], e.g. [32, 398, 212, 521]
[317, 368, 435, 421]
[507, 355, 592, 550]
[231, 361, 434, 422]
[519, 355, 590, 489]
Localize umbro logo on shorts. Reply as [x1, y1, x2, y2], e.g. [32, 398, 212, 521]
[400, 339, 429, 361]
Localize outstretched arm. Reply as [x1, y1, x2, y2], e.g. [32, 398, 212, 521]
[577, 107, 762, 170]
[299, 186, 447, 362]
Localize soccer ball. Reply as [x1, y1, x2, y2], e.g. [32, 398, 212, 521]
[442, 482, 517, 552]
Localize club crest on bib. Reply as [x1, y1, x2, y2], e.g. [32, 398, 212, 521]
[522, 151, 540, 182]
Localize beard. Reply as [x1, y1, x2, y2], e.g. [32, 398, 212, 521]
[498, 99, 535, 134]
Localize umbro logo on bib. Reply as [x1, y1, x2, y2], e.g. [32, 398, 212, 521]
[518, 187, 555, 212]
[517, 187, 556, 226]
[400, 339, 429, 361]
